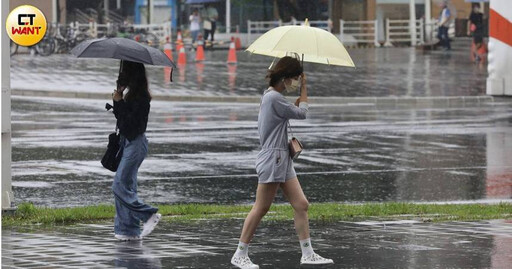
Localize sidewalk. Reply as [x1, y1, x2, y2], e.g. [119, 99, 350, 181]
[3, 219, 512, 268]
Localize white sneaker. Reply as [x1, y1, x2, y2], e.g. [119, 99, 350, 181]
[231, 255, 259, 269]
[300, 253, 334, 265]
[114, 234, 141, 241]
[140, 213, 161, 237]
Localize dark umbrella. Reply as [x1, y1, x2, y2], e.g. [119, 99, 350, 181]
[71, 37, 176, 80]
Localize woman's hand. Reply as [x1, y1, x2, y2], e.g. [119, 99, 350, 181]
[113, 85, 125, 102]
[116, 84, 126, 93]
[300, 73, 307, 87]
[299, 73, 308, 103]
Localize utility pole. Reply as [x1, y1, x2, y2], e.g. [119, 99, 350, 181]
[52, 0, 58, 23]
[409, 0, 417, 46]
[1, 0, 13, 211]
[104, 0, 109, 22]
[226, 0, 231, 33]
[149, 0, 154, 24]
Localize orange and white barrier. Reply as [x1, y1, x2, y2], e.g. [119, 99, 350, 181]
[164, 37, 173, 61]
[176, 30, 184, 52]
[177, 46, 187, 65]
[195, 34, 205, 62]
[487, 0, 512, 96]
[227, 37, 237, 64]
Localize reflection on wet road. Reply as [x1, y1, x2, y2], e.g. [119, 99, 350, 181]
[11, 96, 512, 207]
[3, 220, 512, 268]
[11, 47, 487, 97]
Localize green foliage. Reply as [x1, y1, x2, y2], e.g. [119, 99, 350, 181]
[3, 202, 511, 227]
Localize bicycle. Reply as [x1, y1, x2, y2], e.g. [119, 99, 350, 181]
[35, 23, 91, 56]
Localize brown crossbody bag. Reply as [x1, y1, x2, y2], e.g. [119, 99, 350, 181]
[288, 121, 303, 160]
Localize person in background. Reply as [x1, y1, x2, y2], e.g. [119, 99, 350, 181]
[437, 1, 452, 50]
[189, 9, 201, 46]
[467, 3, 484, 38]
[202, 3, 218, 43]
[468, 3, 484, 59]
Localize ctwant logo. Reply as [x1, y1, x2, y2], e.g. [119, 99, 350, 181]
[6, 5, 47, 46]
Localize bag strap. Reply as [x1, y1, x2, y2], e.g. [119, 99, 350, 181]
[287, 121, 295, 138]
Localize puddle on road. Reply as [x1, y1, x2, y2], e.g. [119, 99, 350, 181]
[9, 97, 512, 207]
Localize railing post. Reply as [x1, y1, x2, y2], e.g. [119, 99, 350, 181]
[384, 18, 392, 47]
[374, 19, 379, 47]
[419, 18, 424, 44]
[247, 20, 251, 44]
[339, 19, 344, 41]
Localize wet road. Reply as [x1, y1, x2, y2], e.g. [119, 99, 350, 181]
[3, 219, 512, 268]
[10, 96, 512, 207]
[10, 44, 487, 97]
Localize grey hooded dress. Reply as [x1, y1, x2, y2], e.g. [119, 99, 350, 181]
[256, 87, 309, 183]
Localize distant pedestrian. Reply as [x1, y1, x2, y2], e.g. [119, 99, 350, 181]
[467, 3, 484, 38]
[468, 3, 485, 60]
[112, 60, 161, 241]
[189, 9, 201, 45]
[202, 3, 218, 42]
[231, 56, 334, 269]
[437, 1, 452, 50]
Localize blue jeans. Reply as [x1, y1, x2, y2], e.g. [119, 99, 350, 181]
[438, 26, 451, 50]
[191, 30, 199, 44]
[112, 133, 158, 236]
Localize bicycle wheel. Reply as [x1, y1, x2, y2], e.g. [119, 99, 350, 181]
[10, 40, 18, 56]
[36, 36, 56, 56]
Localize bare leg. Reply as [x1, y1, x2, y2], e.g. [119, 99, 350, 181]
[280, 178, 310, 240]
[239, 183, 280, 243]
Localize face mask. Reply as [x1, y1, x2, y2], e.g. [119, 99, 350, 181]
[285, 78, 300, 93]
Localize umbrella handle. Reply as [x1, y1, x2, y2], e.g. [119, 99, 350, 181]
[170, 67, 173, 82]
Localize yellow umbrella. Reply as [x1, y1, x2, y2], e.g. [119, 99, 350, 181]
[246, 19, 355, 67]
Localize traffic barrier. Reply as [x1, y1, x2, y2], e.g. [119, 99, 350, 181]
[178, 46, 187, 65]
[227, 37, 237, 64]
[164, 37, 173, 61]
[195, 34, 205, 62]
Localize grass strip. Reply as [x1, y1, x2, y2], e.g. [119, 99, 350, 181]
[3, 202, 512, 227]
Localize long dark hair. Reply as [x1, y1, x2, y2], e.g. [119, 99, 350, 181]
[266, 56, 303, 87]
[117, 60, 152, 102]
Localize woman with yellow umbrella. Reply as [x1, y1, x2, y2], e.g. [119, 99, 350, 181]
[231, 20, 353, 268]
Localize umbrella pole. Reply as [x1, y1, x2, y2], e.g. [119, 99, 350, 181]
[301, 54, 304, 67]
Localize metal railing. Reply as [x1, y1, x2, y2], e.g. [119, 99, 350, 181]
[247, 18, 458, 47]
[385, 19, 424, 46]
[340, 19, 379, 45]
[63, 21, 172, 46]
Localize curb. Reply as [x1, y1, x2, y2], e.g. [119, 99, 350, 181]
[11, 89, 495, 108]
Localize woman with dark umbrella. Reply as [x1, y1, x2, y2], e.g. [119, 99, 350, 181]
[111, 60, 161, 241]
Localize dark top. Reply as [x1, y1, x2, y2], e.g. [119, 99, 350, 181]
[469, 12, 484, 29]
[113, 97, 150, 141]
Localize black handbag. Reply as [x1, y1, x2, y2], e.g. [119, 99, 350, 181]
[101, 129, 123, 172]
[101, 103, 123, 172]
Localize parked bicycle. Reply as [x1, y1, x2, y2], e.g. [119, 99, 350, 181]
[36, 23, 92, 56]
